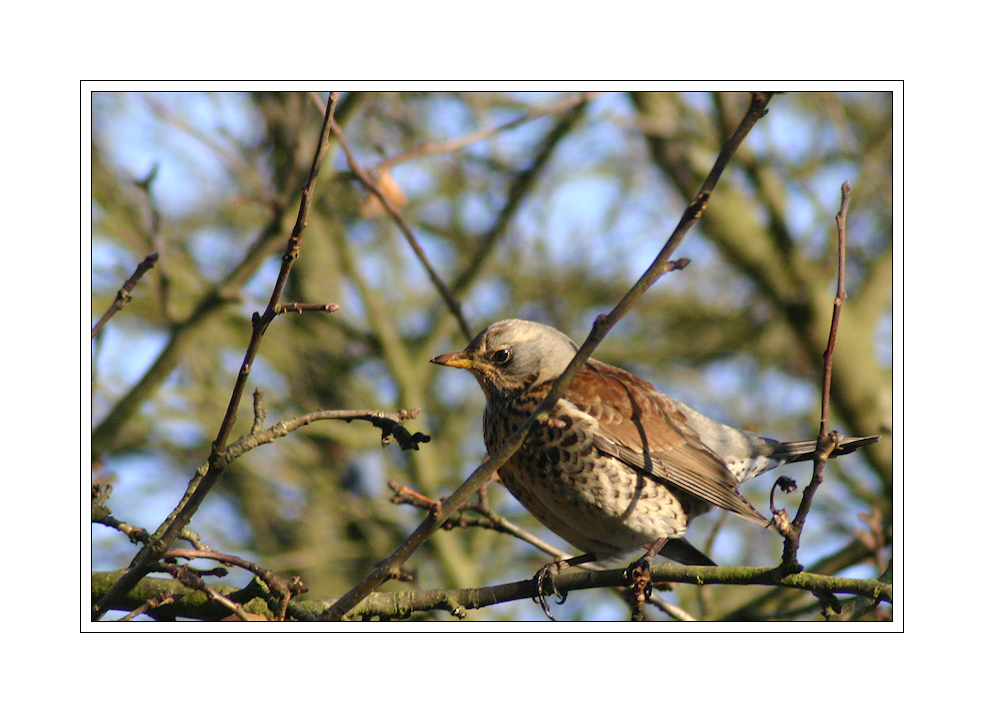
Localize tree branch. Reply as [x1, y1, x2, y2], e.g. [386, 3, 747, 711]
[780, 181, 851, 570]
[317, 94, 471, 341]
[91, 252, 159, 338]
[388, 480, 577, 561]
[375, 92, 605, 171]
[312, 564, 890, 620]
[93, 556, 888, 622]
[92, 93, 341, 621]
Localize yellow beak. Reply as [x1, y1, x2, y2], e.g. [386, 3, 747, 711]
[431, 352, 476, 370]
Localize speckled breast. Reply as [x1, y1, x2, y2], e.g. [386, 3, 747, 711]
[482, 394, 697, 559]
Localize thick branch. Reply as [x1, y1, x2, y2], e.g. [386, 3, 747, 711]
[93, 557, 888, 622]
[311, 564, 890, 620]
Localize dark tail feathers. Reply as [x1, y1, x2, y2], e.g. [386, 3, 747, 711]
[659, 538, 716, 567]
[775, 434, 880, 464]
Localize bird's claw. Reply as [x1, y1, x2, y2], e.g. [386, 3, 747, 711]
[626, 539, 667, 611]
[533, 561, 567, 621]
[627, 558, 655, 604]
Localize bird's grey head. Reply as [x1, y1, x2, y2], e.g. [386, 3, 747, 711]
[431, 319, 578, 394]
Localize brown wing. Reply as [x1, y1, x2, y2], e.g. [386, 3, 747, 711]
[565, 359, 771, 528]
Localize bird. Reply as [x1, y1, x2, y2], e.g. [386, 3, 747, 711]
[431, 318, 879, 615]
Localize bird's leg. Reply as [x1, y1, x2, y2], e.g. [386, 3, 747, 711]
[533, 552, 598, 620]
[626, 538, 668, 614]
[635, 538, 669, 571]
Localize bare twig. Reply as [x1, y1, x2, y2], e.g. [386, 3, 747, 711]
[646, 593, 698, 622]
[130, 406, 426, 607]
[313, 93, 471, 341]
[723, 536, 882, 620]
[388, 480, 576, 561]
[116, 592, 182, 622]
[374, 92, 605, 171]
[444, 101, 588, 305]
[92, 482, 205, 548]
[275, 302, 341, 315]
[250, 387, 267, 434]
[226, 407, 430, 459]
[321, 92, 775, 621]
[133, 163, 175, 322]
[780, 181, 851, 569]
[821, 183, 851, 433]
[91, 252, 159, 338]
[154, 562, 255, 621]
[92, 179, 293, 454]
[165, 548, 307, 621]
[92, 93, 341, 621]
[856, 508, 888, 573]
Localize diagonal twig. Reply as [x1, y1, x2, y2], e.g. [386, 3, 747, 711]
[153, 562, 256, 621]
[311, 92, 471, 341]
[321, 92, 775, 621]
[164, 549, 307, 621]
[388, 480, 577, 561]
[92, 92, 341, 621]
[375, 92, 605, 172]
[91, 252, 159, 338]
[116, 592, 182, 622]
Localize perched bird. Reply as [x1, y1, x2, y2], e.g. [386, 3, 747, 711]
[432, 319, 878, 611]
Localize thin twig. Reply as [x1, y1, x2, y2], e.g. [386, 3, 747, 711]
[116, 592, 181, 622]
[314, 94, 471, 340]
[92, 482, 205, 547]
[91, 252, 159, 338]
[321, 92, 775, 622]
[91, 168, 297, 454]
[646, 593, 698, 622]
[780, 181, 851, 569]
[92, 93, 341, 621]
[445, 101, 588, 302]
[96, 403, 425, 618]
[822, 182, 852, 434]
[274, 302, 341, 315]
[388, 480, 577, 561]
[250, 387, 266, 434]
[165, 548, 307, 621]
[133, 163, 175, 322]
[374, 92, 605, 171]
[154, 562, 255, 621]
[412, 99, 588, 364]
[225, 407, 430, 460]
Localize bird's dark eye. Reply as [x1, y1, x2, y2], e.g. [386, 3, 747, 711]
[490, 348, 512, 365]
